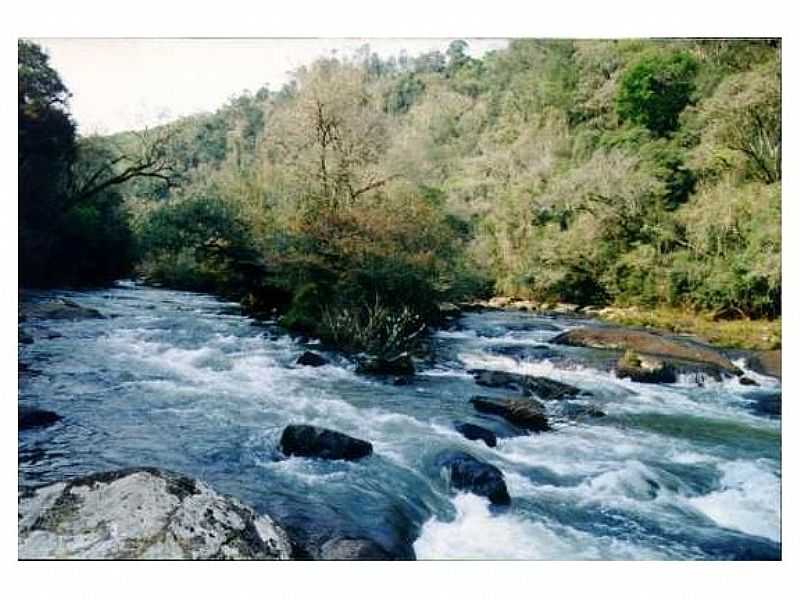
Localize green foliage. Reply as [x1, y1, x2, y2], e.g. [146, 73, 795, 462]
[616, 51, 698, 136]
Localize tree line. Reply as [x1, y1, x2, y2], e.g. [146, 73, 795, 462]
[19, 38, 781, 353]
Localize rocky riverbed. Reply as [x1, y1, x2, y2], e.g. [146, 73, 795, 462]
[18, 283, 781, 559]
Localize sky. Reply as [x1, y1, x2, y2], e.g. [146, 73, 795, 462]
[32, 38, 509, 135]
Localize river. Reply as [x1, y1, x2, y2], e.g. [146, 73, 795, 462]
[18, 281, 781, 559]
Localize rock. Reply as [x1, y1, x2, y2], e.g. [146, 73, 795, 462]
[19, 407, 62, 430]
[739, 376, 759, 386]
[18, 467, 291, 559]
[558, 403, 606, 420]
[470, 396, 550, 432]
[746, 350, 781, 379]
[551, 303, 579, 314]
[437, 302, 462, 319]
[280, 425, 373, 461]
[615, 351, 677, 384]
[551, 326, 742, 377]
[20, 299, 105, 321]
[356, 353, 415, 376]
[454, 422, 498, 447]
[470, 369, 586, 400]
[487, 296, 514, 309]
[487, 344, 561, 362]
[296, 351, 328, 367]
[434, 451, 511, 506]
[319, 537, 394, 560]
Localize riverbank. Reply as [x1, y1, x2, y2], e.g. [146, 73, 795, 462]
[464, 298, 780, 352]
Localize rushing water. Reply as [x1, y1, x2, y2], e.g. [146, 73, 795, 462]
[18, 282, 781, 559]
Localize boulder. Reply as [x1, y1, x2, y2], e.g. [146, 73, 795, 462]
[296, 351, 328, 367]
[19, 407, 62, 430]
[280, 425, 373, 461]
[557, 403, 606, 420]
[356, 353, 415, 376]
[470, 369, 586, 400]
[615, 351, 677, 384]
[551, 326, 742, 376]
[454, 422, 498, 448]
[746, 350, 781, 379]
[470, 396, 550, 432]
[739, 376, 759, 386]
[20, 299, 105, 321]
[434, 451, 511, 506]
[487, 344, 561, 362]
[18, 467, 291, 559]
[319, 537, 394, 560]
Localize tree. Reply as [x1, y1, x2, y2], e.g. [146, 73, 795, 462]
[616, 51, 698, 136]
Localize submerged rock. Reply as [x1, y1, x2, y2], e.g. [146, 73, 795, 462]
[454, 422, 498, 447]
[20, 299, 105, 321]
[19, 407, 62, 430]
[296, 351, 328, 367]
[356, 353, 415, 376]
[434, 451, 511, 506]
[470, 396, 550, 432]
[319, 537, 395, 560]
[470, 369, 586, 400]
[18, 467, 292, 559]
[280, 425, 373, 461]
[551, 326, 742, 377]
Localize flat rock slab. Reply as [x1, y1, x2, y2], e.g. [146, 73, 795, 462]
[470, 396, 550, 432]
[470, 369, 586, 400]
[18, 467, 291, 559]
[746, 350, 781, 379]
[551, 326, 741, 376]
[20, 299, 105, 321]
[280, 425, 373, 461]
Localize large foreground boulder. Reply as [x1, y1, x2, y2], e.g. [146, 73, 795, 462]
[470, 369, 586, 400]
[19, 407, 62, 430]
[20, 299, 105, 321]
[18, 467, 291, 559]
[434, 451, 511, 506]
[470, 396, 550, 432]
[551, 326, 742, 377]
[280, 425, 373, 461]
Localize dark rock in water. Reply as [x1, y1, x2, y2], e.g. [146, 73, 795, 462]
[17, 467, 291, 559]
[454, 422, 498, 447]
[558, 403, 607, 420]
[19, 407, 62, 430]
[296, 351, 328, 367]
[745, 350, 781, 379]
[20, 299, 105, 321]
[470, 369, 586, 400]
[280, 425, 373, 461]
[551, 326, 742, 376]
[487, 344, 561, 362]
[356, 353, 415, 376]
[739, 376, 758, 386]
[743, 391, 781, 417]
[615, 352, 677, 384]
[434, 451, 511, 506]
[470, 396, 550, 432]
[319, 537, 395, 560]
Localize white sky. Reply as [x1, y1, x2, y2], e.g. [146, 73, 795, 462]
[31, 38, 509, 135]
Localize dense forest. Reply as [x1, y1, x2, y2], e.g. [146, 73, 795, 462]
[19, 38, 781, 354]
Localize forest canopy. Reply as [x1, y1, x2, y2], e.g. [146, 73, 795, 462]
[19, 38, 781, 352]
